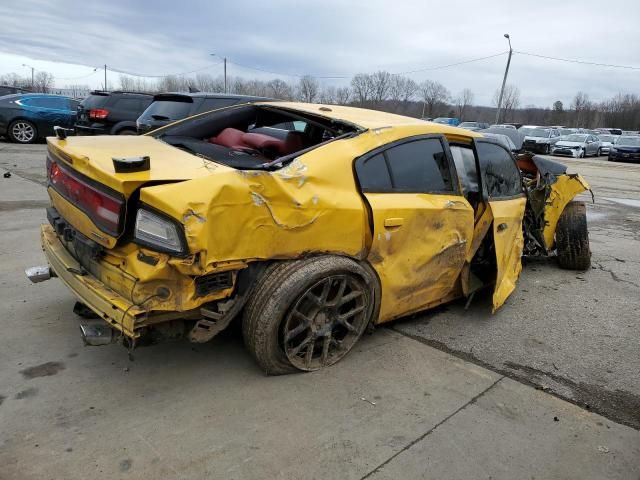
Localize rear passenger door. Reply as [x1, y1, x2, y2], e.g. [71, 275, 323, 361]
[473, 139, 527, 311]
[355, 135, 474, 323]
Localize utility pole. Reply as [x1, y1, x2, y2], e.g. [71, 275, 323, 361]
[210, 54, 227, 93]
[223, 57, 227, 94]
[495, 34, 513, 125]
[104, 64, 108, 91]
[22, 64, 34, 91]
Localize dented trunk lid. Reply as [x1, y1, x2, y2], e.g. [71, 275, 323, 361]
[46, 135, 231, 249]
[47, 135, 229, 198]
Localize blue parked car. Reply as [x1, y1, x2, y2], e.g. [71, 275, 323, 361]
[0, 94, 79, 144]
[432, 117, 460, 126]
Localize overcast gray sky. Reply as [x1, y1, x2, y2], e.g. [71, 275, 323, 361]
[1, 0, 639, 107]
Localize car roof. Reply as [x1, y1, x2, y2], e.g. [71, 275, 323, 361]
[89, 90, 153, 97]
[254, 101, 470, 132]
[154, 92, 271, 100]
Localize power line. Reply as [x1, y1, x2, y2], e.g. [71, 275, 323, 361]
[394, 51, 507, 75]
[514, 50, 640, 71]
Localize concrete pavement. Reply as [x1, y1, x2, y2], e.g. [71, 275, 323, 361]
[0, 144, 639, 479]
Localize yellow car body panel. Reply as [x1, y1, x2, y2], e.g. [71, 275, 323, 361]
[362, 193, 474, 323]
[542, 174, 590, 250]
[38, 102, 538, 341]
[489, 197, 527, 312]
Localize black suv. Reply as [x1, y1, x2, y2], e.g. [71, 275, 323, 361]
[75, 91, 153, 135]
[136, 93, 270, 134]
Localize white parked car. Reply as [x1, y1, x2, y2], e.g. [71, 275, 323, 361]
[551, 134, 602, 158]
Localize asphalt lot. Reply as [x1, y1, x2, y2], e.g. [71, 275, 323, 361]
[0, 141, 639, 479]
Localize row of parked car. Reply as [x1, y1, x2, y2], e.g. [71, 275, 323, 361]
[0, 90, 267, 144]
[457, 122, 640, 163]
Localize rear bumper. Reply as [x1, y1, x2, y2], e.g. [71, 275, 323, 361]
[41, 224, 144, 338]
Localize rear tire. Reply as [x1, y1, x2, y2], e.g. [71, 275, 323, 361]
[116, 129, 136, 135]
[242, 256, 378, 375]
[556, 201, 591, 270]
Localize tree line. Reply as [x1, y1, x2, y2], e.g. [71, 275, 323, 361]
[2, 69, 639, 129]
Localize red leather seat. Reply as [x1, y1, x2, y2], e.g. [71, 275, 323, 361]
[281, 131, 306, 155]
[242, 132, 285, 153]
[209, 128, 249, 150]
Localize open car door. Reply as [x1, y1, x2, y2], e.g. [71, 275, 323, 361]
[472, 139, 527, 311]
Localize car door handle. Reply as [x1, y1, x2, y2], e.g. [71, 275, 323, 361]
[384, 217, 404, 228]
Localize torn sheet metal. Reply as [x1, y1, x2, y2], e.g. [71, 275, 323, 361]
[542, 174, 591, 250]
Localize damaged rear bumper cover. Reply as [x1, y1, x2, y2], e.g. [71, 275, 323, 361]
[38, 224, 145, 339]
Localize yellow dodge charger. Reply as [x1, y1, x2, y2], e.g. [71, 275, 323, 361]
[26, 102, 591, 374]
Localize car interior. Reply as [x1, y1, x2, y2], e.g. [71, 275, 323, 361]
[153, 104, 360, 169]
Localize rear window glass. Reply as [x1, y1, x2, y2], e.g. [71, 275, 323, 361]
[198, 98, 241, 113]
[450, 145, 478, 195]
[81, 94, 109, 109]
[144, 100, 193, 120]
[356, 153, 392, 191]
[385, 139, 453, 192]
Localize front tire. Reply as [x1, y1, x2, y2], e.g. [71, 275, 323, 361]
[596, 148, 602, 156]
[579, 148, 585, 158]
[556, 201, 591, 270]
[242, 257, 378, 375]
[116, 128, 136, 135]
[8, 120, 37, 144]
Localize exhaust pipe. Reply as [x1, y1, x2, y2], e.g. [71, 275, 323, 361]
[79, 319, 116, 346]
[25, 265, 56, 283]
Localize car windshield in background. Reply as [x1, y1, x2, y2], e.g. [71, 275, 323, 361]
[519, 127, 535, 135]
[530, 128, 550, 138]
[598, 135, 614, 142]
[559, 129, 573, 135]
[617, 136, 640, 146]
[144, 100, 192, 120]
[459, 122, 478, 128]
[566, 134, 588, 142]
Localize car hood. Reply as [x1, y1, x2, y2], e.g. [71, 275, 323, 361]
[47, 135, 230, 197]
[555, 141, 583, 148]
[614, 145, 640, 153]
[524, 136, 549, 141]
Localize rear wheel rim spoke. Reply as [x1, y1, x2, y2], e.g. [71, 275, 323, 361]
[282, 274, 369, 371]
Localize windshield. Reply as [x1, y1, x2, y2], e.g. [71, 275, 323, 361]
[433, 118, 451, 124]
[565, 134, 588, 142]
[598, 135, 614, 142]
[142, 100, 193, 120]
[529, 128, 550, 138]
[617, 136, 640, 147]
[459, 122, 478, 127]
[559, 129, 573, 135]
[519, 127, 535, 135]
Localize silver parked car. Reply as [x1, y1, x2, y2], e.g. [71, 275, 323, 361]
[551, 134, 602, 158]
[596, 134, 616, 155]
[522, 127, 562, 154]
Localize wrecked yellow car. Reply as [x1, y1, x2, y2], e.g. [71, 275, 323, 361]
[26, 102, 591, 374]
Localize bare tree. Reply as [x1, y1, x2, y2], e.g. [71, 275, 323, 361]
[388, 75, 418, 112]
[267, 78, 293, 100]
[32, 71, 54, 93]
[455, 88, 474, 120]
[351, 73, 374, 105]
[419, 80, 450, 118]
[370, 71, 392, 103]
[298, 75, 319, 103]
[335, 86, 351, 105]
[492, 84, 520, 122]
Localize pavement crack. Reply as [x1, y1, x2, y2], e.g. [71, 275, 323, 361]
[593, 261, 640, 288]
[359, 376, 504, 480]
[391, 327, 640, 430]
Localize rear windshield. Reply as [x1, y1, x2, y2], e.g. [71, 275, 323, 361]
[143, 99, 193, 120]
[529, 128, 550, 138]
[81, 94, 109, 109]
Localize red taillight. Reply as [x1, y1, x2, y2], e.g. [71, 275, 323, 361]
[89, 108, 109, 119]
[48, 158, 124, 235]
